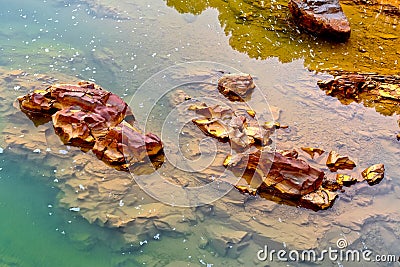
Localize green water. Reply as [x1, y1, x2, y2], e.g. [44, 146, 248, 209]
[1, 0, 400, 266]
[0, 156, 135, 266]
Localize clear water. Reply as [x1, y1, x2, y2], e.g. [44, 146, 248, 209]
[0, 0, 399, 266]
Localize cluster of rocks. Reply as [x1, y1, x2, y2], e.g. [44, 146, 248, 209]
[12, 71, 389, 213]
[318, 73, 400, 101]
[18, 81, 163, 170]
[190, 103, 271, 151]
[2, 68, 398, 259]
[187, 73, 385, 210]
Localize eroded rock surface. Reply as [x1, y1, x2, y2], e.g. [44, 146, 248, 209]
[289, 0, 351, 41]
[93, 123, 163, 170]
[18, 81, 163, 169]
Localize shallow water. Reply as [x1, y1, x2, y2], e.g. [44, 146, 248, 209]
[0, 0, 399, 266]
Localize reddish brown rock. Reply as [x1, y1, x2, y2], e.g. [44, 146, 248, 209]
[52, 108, 97, 148]
[18, 89, 55, 113]
[336, 173, 357, 186]
[322, 174, 343, 191]
[224, 148, 325, 198]
[217, 73, 255, 101]
[224, 147, 339, 210]
[17, 81, 163, 169]
[300, 188, 338, 210]
[18, 81, 136, 123]
[93, 123, 163, 170]
[288, 0, 351, 41]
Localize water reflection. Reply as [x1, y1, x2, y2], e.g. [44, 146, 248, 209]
[166, 0, 399, 74]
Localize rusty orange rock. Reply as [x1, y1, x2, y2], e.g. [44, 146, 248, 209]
[52, 108, 97, 148]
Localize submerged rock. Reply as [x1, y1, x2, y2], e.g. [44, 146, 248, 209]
[317, 73, 400, 116]
[288, 0, 351, 41]
[3, 67, 398, 255]
[362, 163, 385, 185]
[168, 89, 192, 106]
[17, 81, 163, 169]
[217, 73, 255, 101]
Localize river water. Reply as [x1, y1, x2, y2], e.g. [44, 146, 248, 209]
[0, 0, 399, 266]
